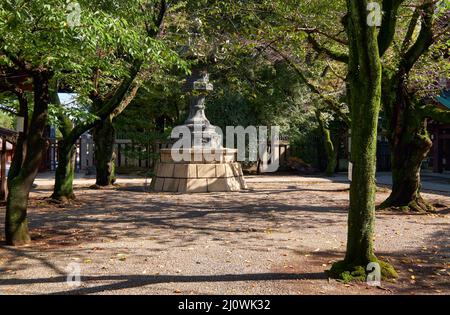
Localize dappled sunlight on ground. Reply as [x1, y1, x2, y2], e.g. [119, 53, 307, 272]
[0, 176, 448, 294]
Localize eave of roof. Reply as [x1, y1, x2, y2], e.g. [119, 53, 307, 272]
[436, 89, 450, 109]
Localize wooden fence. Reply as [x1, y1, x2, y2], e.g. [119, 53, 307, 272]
[43, 136, 162, 173]
[42, 136, 290, 173]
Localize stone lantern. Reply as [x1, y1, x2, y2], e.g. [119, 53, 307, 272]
[151, 66, 247, 193]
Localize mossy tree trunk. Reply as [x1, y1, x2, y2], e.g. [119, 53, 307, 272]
[51, 139, 76, 201]
[93, 116, 116, 186]
[50, 91, 81, 202]
[386, 119, 433, 212]
[329, 0, 397, 281]
[306, 0, 441, 215]
[8, 89, 29, 181]
[378, 1, 439, 212]
[2, 89, 28, 201]
[6, 70, 51, 246]
[380, 70, 435, 212]
[90, 60, 143, 187]
[316, 111, 337, 177]
[341, 0, 380, 274]
[381, 94, 450, 212]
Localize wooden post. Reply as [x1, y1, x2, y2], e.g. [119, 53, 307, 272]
[1, 136, 7, 200]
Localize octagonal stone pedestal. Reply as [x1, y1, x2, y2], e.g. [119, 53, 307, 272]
[152, 148, 247, 193]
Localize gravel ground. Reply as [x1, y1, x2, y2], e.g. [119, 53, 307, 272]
[0, 175, 449, 295]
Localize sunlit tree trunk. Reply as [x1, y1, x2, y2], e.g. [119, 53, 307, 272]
[329, 0, 397, 281]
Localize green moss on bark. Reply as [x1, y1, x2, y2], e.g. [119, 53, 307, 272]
[93, 116, 117, 186]
[328, 259, 398, 282]
[333, 0, 401, 281]
[51, 141, 76, 202]
[380, 69, 435, 213]
[316, 111, 337, 177]
[5, 179, 31, 245]
[5, 71, 51, 245]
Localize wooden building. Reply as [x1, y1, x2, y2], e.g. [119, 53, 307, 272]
[429, 89, 450, 173]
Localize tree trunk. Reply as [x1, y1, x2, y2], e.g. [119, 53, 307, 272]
[379, 67, 435, 212]
[50, 90, 77, 201]
[380, 113, 434, 212]
[89, 60, 143, 187]
[328, 0, 397, 281]
[93, 116, 116, 186]
[378, 1, 436, 213]
[5, 71, 51, 246]
[316, 111, 336, 177]
[51, 140, 76, 201]
[8, 90, 29, 181]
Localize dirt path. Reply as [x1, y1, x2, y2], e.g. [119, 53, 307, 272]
[0, 176, 449, 295]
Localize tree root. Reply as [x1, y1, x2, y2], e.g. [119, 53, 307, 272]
[327, 259, 398, 283]
[89, 183, 119, 190]
[378, 196, 436, 213]
[47, 194, 76, 205]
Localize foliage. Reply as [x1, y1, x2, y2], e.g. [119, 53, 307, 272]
[0, 111, 13, 129]
[0, 0, 188, 128]
[114, 71, 186, 161]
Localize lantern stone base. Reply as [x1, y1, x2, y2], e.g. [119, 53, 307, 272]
[151, 148, 247, 193]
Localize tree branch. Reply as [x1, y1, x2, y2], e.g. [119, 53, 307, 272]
[400, 6, 420, 53]
[268, 44, 350, 126]
[93, 60, 143, 120]
[0, 39, 33, 72]
[307, 35, 349, 63]
[144, 0, 167, 37]
[400, 0, 435, 73]
[377, 0, 404, 57]
[303, 28, 348, 46]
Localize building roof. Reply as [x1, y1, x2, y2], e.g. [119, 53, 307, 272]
[436, 89, 450, 110]
[0, 127, 18, 144]
[0, 138, 13, 150]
